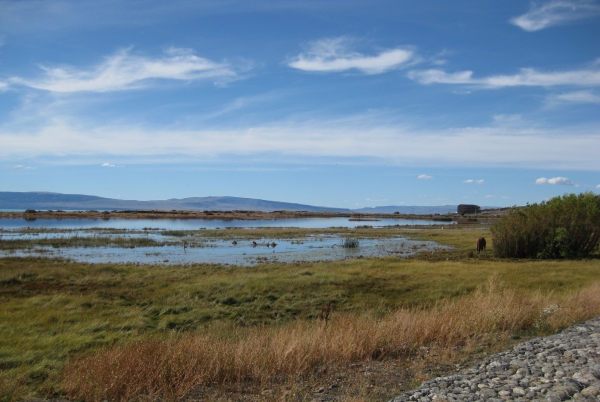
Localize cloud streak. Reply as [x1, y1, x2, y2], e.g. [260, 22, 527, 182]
[1, 117, 600, 170]
[6, 164, 35, 170]
[288, 37, 413, 74]
[464, 179, 484, 184]
[549, 90, 600, 104]
[535, 177, 577, 186]
[408, 66, 600, 88]
[510, 0, 600, 32]
[9, 48, 236, 93]
[418, 174, 433, 180]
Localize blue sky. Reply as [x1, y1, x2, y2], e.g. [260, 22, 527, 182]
[1, 0, 599, 208]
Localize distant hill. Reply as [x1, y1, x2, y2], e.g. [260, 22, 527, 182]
[0, 192, 349, 213]
[0, 192, 496, 214]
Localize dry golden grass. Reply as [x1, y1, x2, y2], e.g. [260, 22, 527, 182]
[64, 278, 600, 401]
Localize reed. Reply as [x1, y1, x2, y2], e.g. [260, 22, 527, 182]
[341, 237, 360, 248]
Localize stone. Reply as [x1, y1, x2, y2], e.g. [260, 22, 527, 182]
[388, 317, 600, 402]
[581, 386, 600, 397]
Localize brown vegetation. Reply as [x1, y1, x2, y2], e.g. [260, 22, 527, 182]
[64, 279, 600, 401]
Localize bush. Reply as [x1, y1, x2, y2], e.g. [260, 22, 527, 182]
[491, 193, 600, 259]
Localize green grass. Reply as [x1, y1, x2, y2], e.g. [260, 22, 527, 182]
[1, 226, 600, 399]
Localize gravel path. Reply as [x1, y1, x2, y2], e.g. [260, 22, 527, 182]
[390, 317, 600, 401]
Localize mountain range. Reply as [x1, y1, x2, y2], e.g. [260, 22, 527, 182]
[0, 191, 467, 214]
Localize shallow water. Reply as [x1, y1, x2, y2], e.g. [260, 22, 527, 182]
[0, 229, 444, 265]
[0, 217, 451, 230]
[1, 235, 446, 266]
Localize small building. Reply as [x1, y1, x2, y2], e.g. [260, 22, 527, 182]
[457, 204, 481, 215]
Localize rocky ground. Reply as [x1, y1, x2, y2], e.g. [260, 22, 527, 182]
[390, 318, 600, 402]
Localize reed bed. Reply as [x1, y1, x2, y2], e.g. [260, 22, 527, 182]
[491, 192, 600, 259]
[64, 280, 600, 402]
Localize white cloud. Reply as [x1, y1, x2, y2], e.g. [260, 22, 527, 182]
[510, 0, 600, 32]
[418, 174, 433, 180]
[1, 116, 600, 170]
[407, 70, 474, 85]
[485, 195, 495, 198]
[597, 184, 600, 188]
[536, 177, 577, 186]
[408, 66, 600, 88]
[288, 37, 413, 74]
[549, 90, 600, 103]
[6, 164, 35, 170]
[463, 179, 484, 184]
[9, 48, 236, 93]
[102, 162, 115, 167]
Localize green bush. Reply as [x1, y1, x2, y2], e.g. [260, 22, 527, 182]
[491, 192, 600, 259]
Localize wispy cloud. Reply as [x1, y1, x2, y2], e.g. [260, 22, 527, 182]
[7, 164, 35, 170]
[548, 90, 600, 104]
[418, 174, 433, 180]
[408, 66, 600, 88]
[463, 179, 484, 184]
[288, 37, 414, 74]
[1, 116, 600, 170]
[102, 162, 115, 167]
[510, 0, 600, 32]
[597, 184, 600, 189]
[536, 177, 577, 186]
[9, 48, 237, 93]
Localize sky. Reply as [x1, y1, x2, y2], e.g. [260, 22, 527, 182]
[1, 0, 599, 209]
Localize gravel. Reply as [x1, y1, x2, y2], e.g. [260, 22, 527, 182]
[390, 317, 600, 401]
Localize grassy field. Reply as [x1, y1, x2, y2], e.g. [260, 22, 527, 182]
[1, 226, 600, 400]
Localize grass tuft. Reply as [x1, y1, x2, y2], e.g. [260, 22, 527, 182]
[341, 237, 360, 248]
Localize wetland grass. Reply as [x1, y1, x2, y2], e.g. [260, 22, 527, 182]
[341, 237, 360, 248]
[1, 226, 600, 400]
[63, 280, 600, 401]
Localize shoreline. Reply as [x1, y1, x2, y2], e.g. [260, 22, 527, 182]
[0, 210, 502, 222]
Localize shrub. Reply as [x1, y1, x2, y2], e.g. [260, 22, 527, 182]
[491, 192, 600, 259]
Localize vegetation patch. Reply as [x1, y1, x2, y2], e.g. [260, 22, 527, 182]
[1, 223, 600, 401]
[491, 192, 600, 259]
